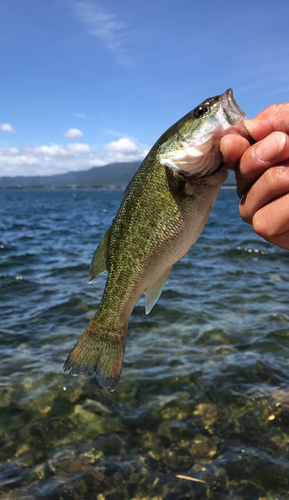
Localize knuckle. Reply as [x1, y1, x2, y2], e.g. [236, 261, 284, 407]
[252, 212, 272, 239]
[264, 165, 289, 191]
[277, 105, 289, 129]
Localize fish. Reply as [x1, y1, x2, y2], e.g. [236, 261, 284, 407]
[64, 88, 248, 392]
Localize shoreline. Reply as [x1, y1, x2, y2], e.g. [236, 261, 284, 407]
[0, 184, 237, 190]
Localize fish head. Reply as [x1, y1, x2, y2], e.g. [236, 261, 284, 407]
[157, 88, 248, 177]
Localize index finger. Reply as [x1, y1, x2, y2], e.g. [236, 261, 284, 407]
[245, 103, 289, 140]
[220, 135, 251, 169]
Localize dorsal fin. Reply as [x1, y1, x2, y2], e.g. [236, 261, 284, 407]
[88, 226, 112, 282]
[145, 268, 172, 314]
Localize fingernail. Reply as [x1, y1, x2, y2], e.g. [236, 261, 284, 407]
[240, 193, 247, 204]
[254, 132, 286, 162]
[244, 120, 260, 136]
[220, 138, 229, 163]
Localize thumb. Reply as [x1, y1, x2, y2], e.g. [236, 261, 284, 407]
[244, 103, 289, 141]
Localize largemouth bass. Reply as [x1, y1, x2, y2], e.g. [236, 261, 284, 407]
[64, 89, 248, 391]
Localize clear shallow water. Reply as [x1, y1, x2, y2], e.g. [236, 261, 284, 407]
[0, 188, 289, 500]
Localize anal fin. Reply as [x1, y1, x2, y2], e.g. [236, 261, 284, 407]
[88, 226, 112, 282]
[145, 268, 172, 315]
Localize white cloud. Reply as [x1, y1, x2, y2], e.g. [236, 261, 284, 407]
[62, 128, 83, 138]
[0, 123, 16, 134]
[66, 143, 90, 153]
[70, 1, 130, 66]
[104, 137, 142, 153]
[34, 143, 90, 156]
[102, 138, 148, 163]
[0, 138, 148, 177]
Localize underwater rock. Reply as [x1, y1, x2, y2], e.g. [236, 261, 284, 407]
[48, 448, 77, 475]
[193, 403, 219, 431]
[96, 434, 125, 455]
[72, 404, 104, 425]
[83, 399, 113, 416]
[157, 421, 173, 440]
[78, 448, 103, 466]
[189, 434, 218, 460]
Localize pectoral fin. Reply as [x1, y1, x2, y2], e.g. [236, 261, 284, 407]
[88, 226, 112, 282]
[145, 268, 172, 315]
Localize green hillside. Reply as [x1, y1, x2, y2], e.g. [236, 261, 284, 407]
[0, 162, 141, 188]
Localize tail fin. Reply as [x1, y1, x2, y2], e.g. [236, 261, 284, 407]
[63, 318, 127, 392]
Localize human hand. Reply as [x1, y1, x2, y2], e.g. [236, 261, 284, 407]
[220, 103, 289, 250]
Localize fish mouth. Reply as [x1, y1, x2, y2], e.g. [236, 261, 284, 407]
[220, 88, 247, 124]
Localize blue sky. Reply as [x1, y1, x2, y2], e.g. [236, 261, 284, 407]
[1, 0, 289, 176]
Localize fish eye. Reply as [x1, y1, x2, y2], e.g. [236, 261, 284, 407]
[193, 105, 208, 118]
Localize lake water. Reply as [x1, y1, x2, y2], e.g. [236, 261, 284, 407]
[0, 188, 289, 500]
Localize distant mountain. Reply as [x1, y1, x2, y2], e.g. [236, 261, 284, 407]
[0, 161, 141, 188]
[0, 161, 236, 188]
